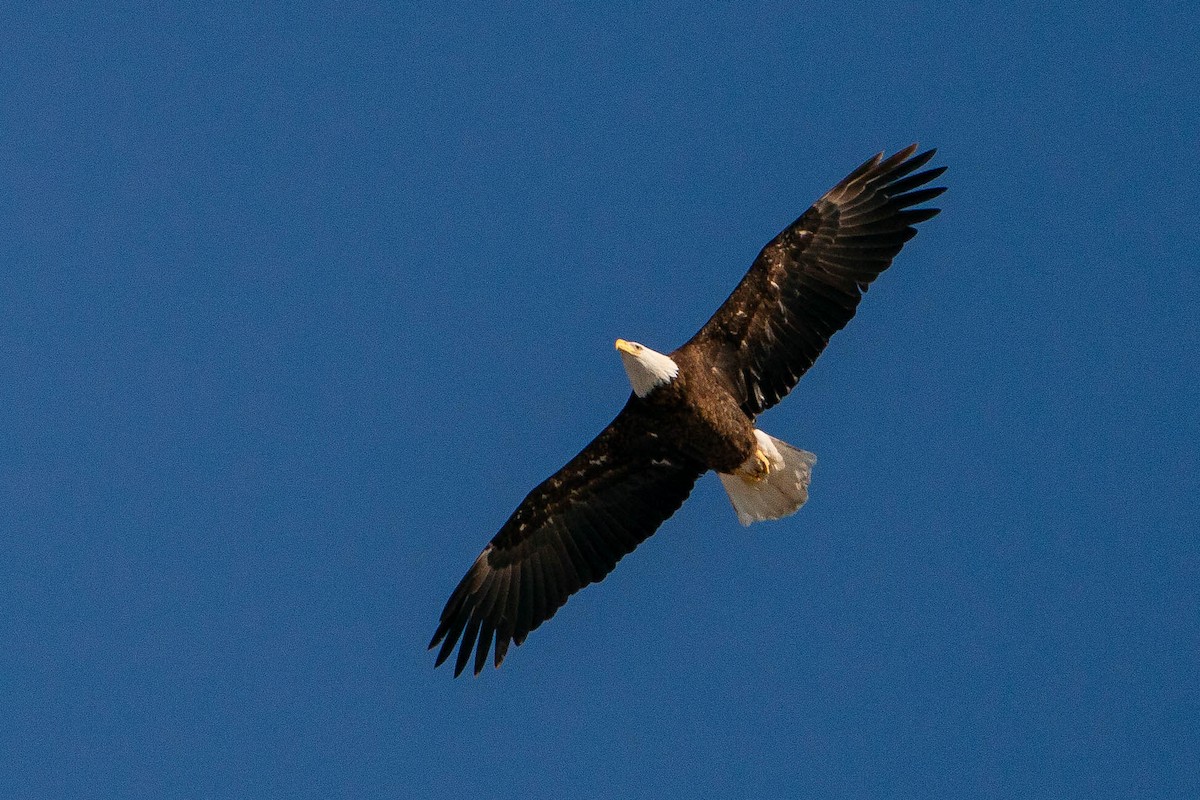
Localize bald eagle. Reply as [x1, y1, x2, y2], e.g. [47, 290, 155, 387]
[430, 145, 945, 676]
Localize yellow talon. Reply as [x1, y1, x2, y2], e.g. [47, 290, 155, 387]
[739, 447, 773, 484]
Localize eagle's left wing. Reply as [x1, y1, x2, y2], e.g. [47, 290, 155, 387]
[429, 397, 705, 676]
[677, 145, 945, 416]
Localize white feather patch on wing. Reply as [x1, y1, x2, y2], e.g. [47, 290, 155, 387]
[718, 432, 816, 526]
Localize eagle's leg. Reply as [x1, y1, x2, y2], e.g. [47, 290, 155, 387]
[738, 447, 773, 484]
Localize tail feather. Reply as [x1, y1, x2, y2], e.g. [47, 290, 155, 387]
[718, 432, 815, 526]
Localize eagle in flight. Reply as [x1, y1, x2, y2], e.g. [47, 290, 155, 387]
[430, 145, 945, 676]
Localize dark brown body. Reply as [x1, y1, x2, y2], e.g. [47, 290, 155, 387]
[637, 346, 757, 474]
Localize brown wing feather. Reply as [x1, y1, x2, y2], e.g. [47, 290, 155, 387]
[429, 397, 704, 676]
[679, 145, 946, 416]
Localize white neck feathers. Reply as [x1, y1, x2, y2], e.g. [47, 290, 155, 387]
[616, 340, 679, 397]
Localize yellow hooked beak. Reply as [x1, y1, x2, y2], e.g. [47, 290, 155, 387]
[614, 339, 639, 355]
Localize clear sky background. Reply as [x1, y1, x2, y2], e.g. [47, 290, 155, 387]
[3, 3, 1197, 798]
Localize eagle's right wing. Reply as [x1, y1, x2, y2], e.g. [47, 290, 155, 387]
[429, 397, 705, 677]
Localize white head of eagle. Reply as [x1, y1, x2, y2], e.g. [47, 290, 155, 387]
[615, 339, 679, 397]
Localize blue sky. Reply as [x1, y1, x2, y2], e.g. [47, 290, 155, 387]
[3, 3, 1197, 798]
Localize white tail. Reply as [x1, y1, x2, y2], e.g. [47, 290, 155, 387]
[718, 431, 816, 526]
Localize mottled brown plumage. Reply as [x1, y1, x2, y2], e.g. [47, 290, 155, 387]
[430, 145, 945, 675]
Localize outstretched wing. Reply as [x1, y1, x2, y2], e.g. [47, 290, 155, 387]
[678, 145, 946, 416]
[429, 398, 704, 677]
